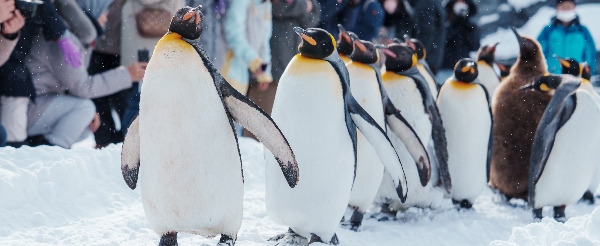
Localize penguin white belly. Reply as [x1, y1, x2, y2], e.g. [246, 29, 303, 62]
[476, 62, 500, 100]
[580, 82, 600, 192]
[534, 90, 600, 208]
[346, 63, 385, 212]
[382, 72, 432, 143]
[437, 82, 490, 203]
[139, 40, 242, 236]
[265, 56, 354, 240]
[417, 63, 438, 99]
[375, 72, 443, 209]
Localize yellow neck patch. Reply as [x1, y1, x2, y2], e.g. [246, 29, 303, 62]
[450, 80, 477, 89]
[582, 78, 591, 84]
[329, 33, 337, 49]
[156, 32, 193, 52]
[411, 54, 417, 67]
[382, 71, 408, 83]
[540, 83, 551, 92]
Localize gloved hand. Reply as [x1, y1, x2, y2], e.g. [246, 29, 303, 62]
[57, 36, 82, 68]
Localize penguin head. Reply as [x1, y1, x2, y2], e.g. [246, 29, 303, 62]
[521, 73, 564, 92]
[294, 27, 336, 59]
[337, 24, 354, 57]
[553, 55, 581, 77]
[349, 33, 379, 65]
[403, 35, 426, 60]
[476, 43, 499, 66]
[380, 43, 417, 72]
[512, 28, 544, 64]
[169, 6, 204, 40]
[581, 62, 592, 80]
[453, 58, 479, 83]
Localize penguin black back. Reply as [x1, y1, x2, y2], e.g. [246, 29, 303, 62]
[554, 55, 581, 77]
[349, 33, 379, 65]
[295, 27, 336, 59]
[454, 58, 479, 83]
[337, 24, 354, 57]
[476, 43, 498, 67]
[169, 6, 204, 40]
[381, 43, 416, 73]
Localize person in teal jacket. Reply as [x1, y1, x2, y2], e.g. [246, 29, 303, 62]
[538, 0, 597, 75]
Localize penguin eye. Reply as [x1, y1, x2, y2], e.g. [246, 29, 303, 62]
[540, 83, 551, 92]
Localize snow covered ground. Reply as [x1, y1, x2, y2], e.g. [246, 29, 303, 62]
[0, 138, 599, 245]
[482, 4, 600, 60]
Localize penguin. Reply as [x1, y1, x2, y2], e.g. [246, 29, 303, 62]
[581, 62, 592, 81]
[120, 7, 300, 246]
[265, 27, 410, 245]
[554, 55, 600, 205]
[374, 42, 451, 212]
[437, 59, 492, 209]
[522, 74, 600, 221]
[476, 43, 501, 100]
[344, 34, 431, 230]
[337, 24, 353, 63]
[489, 28, 552, 201]
[497, 62, 512, 81]
[403, 35, 439, 98]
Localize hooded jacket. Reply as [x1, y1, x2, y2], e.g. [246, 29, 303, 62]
[538, 17, 597, 75]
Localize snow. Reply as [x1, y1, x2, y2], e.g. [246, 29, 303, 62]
[482, 4, 600, 60]
[0, 138, 598, 245]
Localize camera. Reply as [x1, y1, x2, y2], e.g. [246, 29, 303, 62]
[15, 0, 44, 19]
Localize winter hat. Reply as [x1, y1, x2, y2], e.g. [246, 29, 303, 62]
[76, 0, 114, 19]
[556, 0, 576, 7]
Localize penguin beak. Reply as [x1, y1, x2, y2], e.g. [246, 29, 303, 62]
[183, 6, 202, 25]
[294, 27, 316, 46]
[553, 54, 571, 68]
[338, 24, 352, 44]
[486, 42, 499, 53]
[381, 47, 397, 59]
[350, 33, 367, 52]
[512, 27, 525, 50]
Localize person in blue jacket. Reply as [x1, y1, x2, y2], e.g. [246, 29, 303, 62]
[538, 0, 597, 75]
[349, 0, 384, 41]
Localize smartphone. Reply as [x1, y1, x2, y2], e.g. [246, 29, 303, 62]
[138, 49, 150, 62]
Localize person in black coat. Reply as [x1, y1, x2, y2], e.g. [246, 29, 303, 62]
[316, 0, 360, 38]
[437, 0, 479, 82]
[410, 0, 446, 74]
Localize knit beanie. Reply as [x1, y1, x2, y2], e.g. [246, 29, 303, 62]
[556, 0, 576, 7]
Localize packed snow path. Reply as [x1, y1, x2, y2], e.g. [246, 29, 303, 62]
[0, 138, 598, 245]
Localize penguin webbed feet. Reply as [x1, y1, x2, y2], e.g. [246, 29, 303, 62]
[269, 228, 310, 246]
[340, 209, 364, 232]
[579, 190, 596, 205]
[217, 234, 236, 246]
[532, 208, 543, 222]
[554, 205, 566, 223]
[158, 232, 178, 246]
[452, 199, 473, 210]
[309, 233, 339, 245]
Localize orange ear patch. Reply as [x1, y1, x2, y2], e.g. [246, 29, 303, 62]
[461, 66, 471, 73]
[301, 33, 317, 45]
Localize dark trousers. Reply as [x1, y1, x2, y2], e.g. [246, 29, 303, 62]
[88, 51, 130, 145]
[121, 84, 140, 137]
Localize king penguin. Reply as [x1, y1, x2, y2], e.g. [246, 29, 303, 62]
[490, 28, 551, 201]
[120, 7, 300, 246]
[374, 42, 451, 213]
[522, 74, 600, 221]
[437, 59, 492, 209]
[476, 43, 501, 100]
[265, 27, 409, 245]
[344, 34, 431, 230]
[555, 55, 600, 205]
[403, 35, 439, 99]
[337, 24, 353, 64]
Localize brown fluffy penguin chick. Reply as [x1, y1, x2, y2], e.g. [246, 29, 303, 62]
[489, 28, 551, 200]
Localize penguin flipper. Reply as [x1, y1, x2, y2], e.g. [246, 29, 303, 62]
[528, 81, 579, 206]
[347, 99, 408, 202]
[477, 83, 494, 182]
[219, 82, 299, 188]
[385, 111, 431, 186]
[121, 114, 140, 190]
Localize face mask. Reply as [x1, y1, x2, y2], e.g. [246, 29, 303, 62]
[556, 10, 577, 22]
[453, 2, 469, 17]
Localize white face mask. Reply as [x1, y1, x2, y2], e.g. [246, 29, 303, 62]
[556, 10, 577, 22]
[453, 2, 469, 17]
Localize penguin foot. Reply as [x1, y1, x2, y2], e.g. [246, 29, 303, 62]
[532, 208, 543, 222]
[308, 233, 339, 245]
[268, 228, 296, 242]
[580, 191, 596, 205]
[554, 206, 566, 223]
[452, 199, 473, 210]
[158, 232, 178, 246]
[341, 210, 363, 231]
[216, 234, 236, 246]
